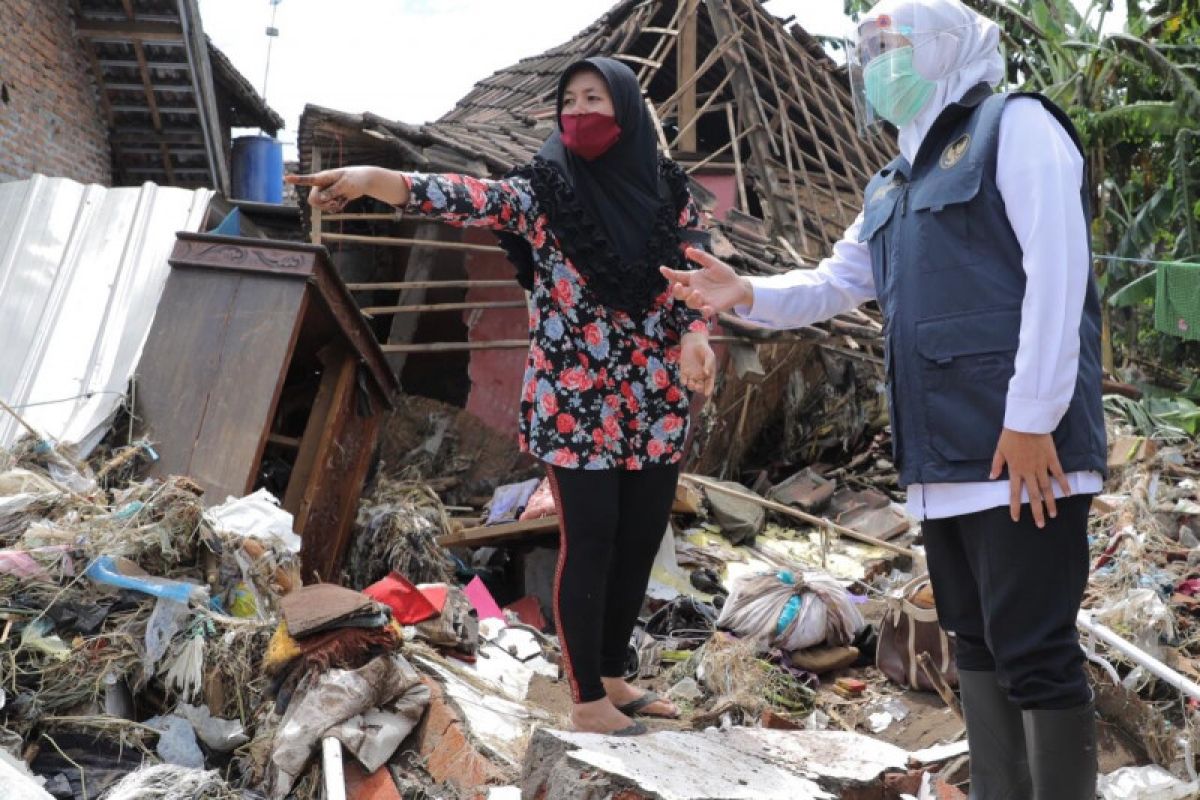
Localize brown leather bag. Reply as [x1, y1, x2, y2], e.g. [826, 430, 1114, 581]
[876, 575, 958, 691]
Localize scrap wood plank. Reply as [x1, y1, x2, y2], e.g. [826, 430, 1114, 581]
[438, 516, 560, 548]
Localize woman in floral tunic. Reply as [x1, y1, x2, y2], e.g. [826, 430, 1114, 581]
[289, 57, 714, 735]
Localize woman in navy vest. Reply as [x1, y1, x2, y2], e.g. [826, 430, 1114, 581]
[663, 0, 1106, 796]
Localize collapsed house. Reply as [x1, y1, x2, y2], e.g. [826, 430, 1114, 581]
[297, 0, 894, 480]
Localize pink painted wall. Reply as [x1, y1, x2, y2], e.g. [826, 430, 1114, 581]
[462, 227, 527, 439]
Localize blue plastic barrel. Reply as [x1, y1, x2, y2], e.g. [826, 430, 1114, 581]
[231, 135, 284, 203]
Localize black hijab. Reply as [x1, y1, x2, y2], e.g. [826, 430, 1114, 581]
[497, 56, 703, 316]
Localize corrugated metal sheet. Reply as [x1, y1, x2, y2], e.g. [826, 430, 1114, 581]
[0, 175, 212, 453]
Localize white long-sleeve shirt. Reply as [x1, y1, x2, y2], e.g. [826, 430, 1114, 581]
[735, 98, 1104, 520]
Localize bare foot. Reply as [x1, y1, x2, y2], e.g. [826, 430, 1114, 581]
[569, 698, 639, 734]
[602, 677, 680, 718]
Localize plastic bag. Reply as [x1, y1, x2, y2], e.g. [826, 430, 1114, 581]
[717, 570, 864, 652]
[205, 489, 301, 553]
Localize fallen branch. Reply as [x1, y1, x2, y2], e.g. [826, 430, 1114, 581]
[680, 473, 915, 558]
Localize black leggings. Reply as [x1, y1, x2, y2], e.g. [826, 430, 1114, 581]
[546, 463, 679, 703]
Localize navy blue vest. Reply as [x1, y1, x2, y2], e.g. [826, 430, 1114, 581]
[858, 87, 1108, 487]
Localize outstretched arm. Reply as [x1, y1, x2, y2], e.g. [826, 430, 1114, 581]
[287, 167, 538, 234]
[660, 213, 876, 330]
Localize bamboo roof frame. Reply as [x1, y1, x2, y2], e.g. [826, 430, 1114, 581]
[298, 0, 895, 269]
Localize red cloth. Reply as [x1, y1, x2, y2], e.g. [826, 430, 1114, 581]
[364, 572, 439, 624]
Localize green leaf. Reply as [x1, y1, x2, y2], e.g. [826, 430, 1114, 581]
[1088, 101, 1186, 141]
[1116, 187, 1172, 258]
[1108, 268, 1158, 306]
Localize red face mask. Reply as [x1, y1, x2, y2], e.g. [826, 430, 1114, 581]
[560, 112, 622, 160]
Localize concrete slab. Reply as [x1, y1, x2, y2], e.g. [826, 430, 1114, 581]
[521, 727, 910, 800]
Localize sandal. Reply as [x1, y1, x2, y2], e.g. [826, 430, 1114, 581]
[616, 690, 679, 719]
[610, 720, 648, 736]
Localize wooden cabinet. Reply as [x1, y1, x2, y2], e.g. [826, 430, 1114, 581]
[136, 233, 398, 581]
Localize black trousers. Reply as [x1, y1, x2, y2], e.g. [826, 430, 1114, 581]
[546, 463, 679, 703]
[923, 493, 1093, 710]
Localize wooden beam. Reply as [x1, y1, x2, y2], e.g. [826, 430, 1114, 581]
[102, 81, 194, 93]
[110, 105, 199, 115]
[319, 232, 503, 254]
[75, 18, 185, 42]
[131, 40, 176, 184]
[676, 0, 700, 152]
[111, 128, 205, 143]
[98, 58, 190, 70]
[437, 516, 559, 548]
[362, 300, 526, 315]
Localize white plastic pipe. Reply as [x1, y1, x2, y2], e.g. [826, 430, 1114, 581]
[321, 737, 346, 800]
[1077, 611, 1200, 702]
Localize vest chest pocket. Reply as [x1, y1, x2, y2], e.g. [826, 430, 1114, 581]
[915, 307, 1020, 462]
[858, 176, 902, 244]
[909, 163, 983, 273]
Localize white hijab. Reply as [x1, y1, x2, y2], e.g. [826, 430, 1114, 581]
[862, 0, 1006, 163]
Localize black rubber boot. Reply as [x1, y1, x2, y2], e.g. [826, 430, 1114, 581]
[958, 670, 1033, 800]
[1023, 700, 1098, 800]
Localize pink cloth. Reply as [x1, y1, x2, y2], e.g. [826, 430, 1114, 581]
[463, 576, 504, 621]
[518, 478, 557, 521]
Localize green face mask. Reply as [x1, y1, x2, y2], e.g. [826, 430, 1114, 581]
[863, 46, 936, 127]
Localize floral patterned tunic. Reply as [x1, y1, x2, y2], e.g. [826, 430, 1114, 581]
[401, 172, 709, 470]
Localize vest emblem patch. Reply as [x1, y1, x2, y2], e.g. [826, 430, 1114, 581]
[940, 134, 971, 169]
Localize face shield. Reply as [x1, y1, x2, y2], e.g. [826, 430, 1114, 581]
[848, 5, 981, 136]
[848, 14, 925, 135]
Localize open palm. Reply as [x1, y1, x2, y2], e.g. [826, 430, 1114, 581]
[660, 248, 750, 317]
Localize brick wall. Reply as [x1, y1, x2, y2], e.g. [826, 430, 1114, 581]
[0, 0, 111, 185]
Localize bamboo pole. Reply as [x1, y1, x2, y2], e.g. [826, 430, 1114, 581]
[680, 473, 916, 557]
[669, 73, 734, 150]
[362, 300, 527, 315]
[319, 232, 503, 254]
[320, 212, 402, 222]
[656, 31, 742, 117]
[637, 0, 688, 86]
[726, 103, 750, 213]
[685, 122, 761, 174]
[346, 279, 520, 291]
[382, 340, 529, 354]
[646, 98, 672, 157]
[676, 0, 701, 152]
[309, 148, 322, 246]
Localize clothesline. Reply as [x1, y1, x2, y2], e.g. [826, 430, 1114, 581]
[1094, 254, 1200, 269]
